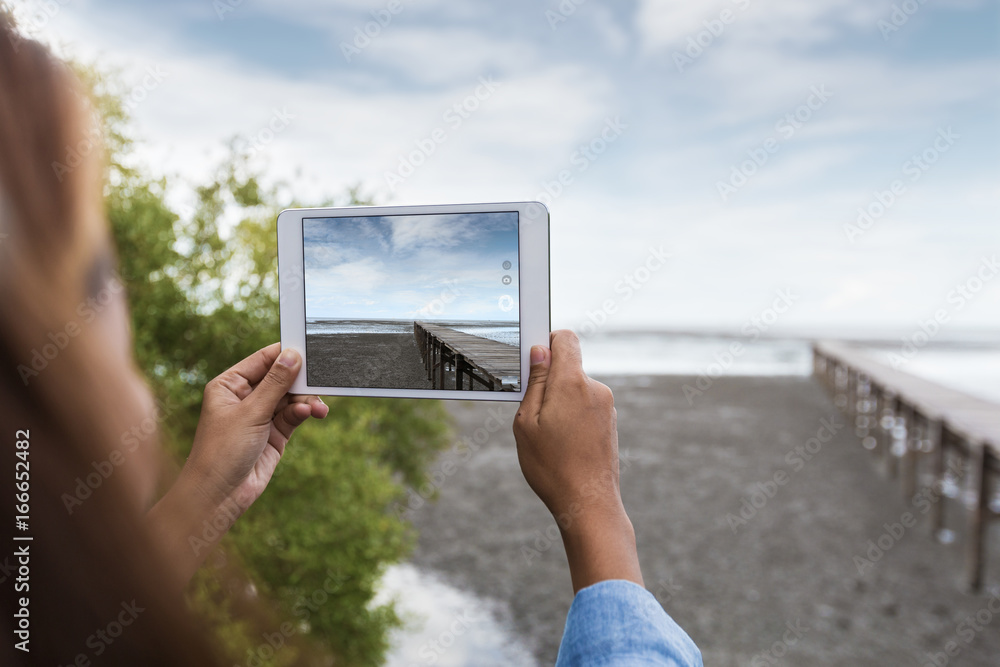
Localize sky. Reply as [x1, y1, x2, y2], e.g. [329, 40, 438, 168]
[302, 211, 519, 321]
[18, 0, 1000, 337]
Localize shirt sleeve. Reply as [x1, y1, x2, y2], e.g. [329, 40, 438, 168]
[555, 579, 703, 667]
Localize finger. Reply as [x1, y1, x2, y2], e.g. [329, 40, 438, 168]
[547, 329, 585, 382]
[226, 342, 283, 386]
[292, 395, 328, 419]
[310, 396, 329, 419]
[272, 399, 314, 443]
[274, 394, 327, 418]
[516, 344, 551, 424]
[247, 348, 302, 421]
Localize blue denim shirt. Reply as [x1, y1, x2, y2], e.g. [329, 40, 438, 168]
[555, 580, 703, 666]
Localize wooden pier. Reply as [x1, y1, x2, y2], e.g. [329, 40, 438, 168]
[413, 321, 520, 391]
[813, 340, 1000, 591]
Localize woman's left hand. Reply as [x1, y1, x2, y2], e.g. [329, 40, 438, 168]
[147, 343, 327, 587]
[184, 342, 329, 515]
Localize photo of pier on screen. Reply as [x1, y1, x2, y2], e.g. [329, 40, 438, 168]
[302, 212, 520, 391]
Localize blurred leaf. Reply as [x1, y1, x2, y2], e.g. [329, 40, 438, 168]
[75, 59, 451, 666]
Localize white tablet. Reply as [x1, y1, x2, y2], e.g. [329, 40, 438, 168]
[277, 201, 550, 401]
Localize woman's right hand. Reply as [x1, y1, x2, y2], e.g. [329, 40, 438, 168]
[513, 330, 644, 593]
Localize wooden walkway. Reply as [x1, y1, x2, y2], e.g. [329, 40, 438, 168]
[414, 321, 520, 391]
[813, 340, 1000, 590]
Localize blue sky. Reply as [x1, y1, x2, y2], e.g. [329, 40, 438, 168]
[302, 211, 519, 320]
[23, 0, 1000, 336]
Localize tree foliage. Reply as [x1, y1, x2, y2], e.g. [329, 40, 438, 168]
[81, 62, 450, 665]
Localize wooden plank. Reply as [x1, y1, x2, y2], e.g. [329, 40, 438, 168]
[414, 321, 519, 391]
[813, 340, 999, 591]
[814, 341, 1000, 453]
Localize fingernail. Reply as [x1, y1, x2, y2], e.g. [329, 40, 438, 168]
[278, 349, 298, 367]
[530, 346, 546, 365]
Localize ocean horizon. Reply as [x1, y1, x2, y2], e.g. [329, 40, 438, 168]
[302, 320, 1000, 403]
[578, 330, 1000, 405]
[306, 317, 520, 347]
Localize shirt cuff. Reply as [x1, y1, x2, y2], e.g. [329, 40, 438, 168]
[555, 579, 703, 667]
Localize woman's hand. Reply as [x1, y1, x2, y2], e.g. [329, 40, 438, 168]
[513, 330, 643, 593]
[147, 343, 327, 588]
[183, 343, 328, 514]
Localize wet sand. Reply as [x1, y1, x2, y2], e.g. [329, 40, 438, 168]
[405, 375, 1000, 666]
[305, 333, 432, 389]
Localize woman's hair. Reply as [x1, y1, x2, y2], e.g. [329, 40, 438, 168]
[0, 15, 226, 665]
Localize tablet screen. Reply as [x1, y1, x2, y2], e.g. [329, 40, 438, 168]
[302, 211, 520, 392]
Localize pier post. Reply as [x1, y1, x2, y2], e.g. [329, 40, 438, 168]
[438, 346, 446, 388]
[432, 339, 439, 388]
[965, 441, 987, 591]
[456, 354, 466, 390]
[425, 329, 432, 381]
[872, 388, 885, 460]
[900, 402, 917, 500]
[412, 320, 519, 393]
[928, 419, 946, 540]
[813, 340, 1000, 592]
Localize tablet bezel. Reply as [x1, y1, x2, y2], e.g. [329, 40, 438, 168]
[277, 201, 550, 401]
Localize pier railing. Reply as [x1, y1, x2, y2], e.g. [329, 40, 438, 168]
[413, 321, 520, 391]
[813, 340, 999, 590]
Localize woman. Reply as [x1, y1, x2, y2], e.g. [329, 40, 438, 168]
[0, 16, 700, 666]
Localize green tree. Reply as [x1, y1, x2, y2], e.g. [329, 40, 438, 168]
[80, 62, 450, 665]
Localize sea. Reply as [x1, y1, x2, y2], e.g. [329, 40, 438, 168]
[579, 331, 1000, 405]
[305, 320, 1000, 404]
[306, 318, 520, 347]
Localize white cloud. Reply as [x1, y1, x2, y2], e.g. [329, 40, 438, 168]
[634, 0, 891, 55]
[29, 0, 1000, 334]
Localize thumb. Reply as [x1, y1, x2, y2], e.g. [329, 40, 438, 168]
[249, 348, 301, 418]
[518, 345, 551, 423]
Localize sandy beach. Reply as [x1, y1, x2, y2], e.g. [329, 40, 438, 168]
[404, 374, 1000, 666]
[305, 333, 432, 389]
